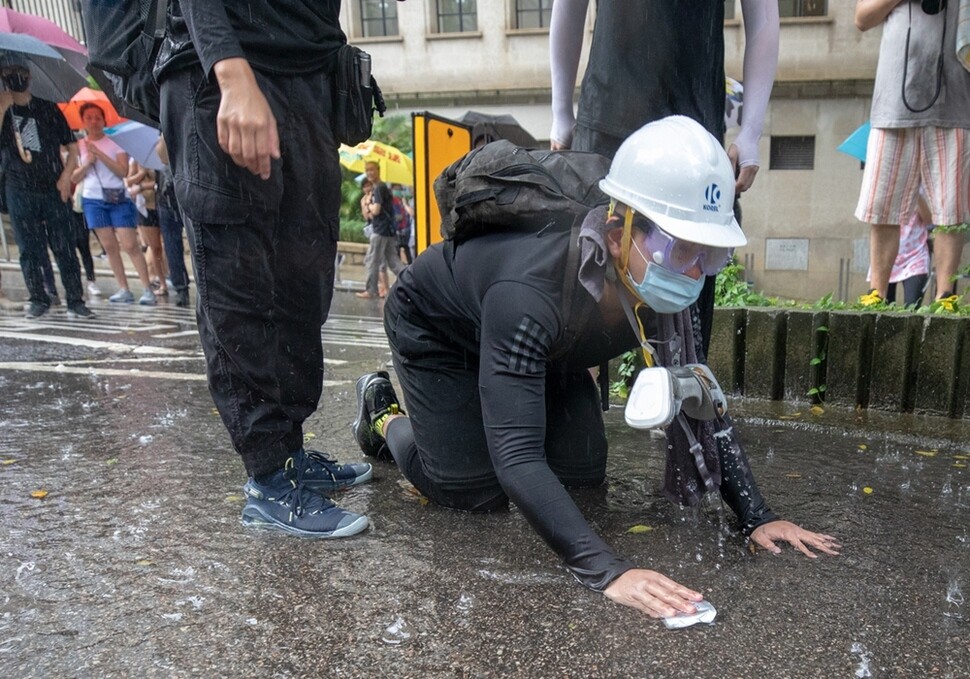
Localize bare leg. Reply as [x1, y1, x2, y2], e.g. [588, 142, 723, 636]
[139, 226, 168, 294]
[869, 223, 901, 298]
[932, 230, 965, 298]
[95, 227, 129, 290]
[115, 228, 152, 289]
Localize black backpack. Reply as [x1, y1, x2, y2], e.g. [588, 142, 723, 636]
[434, 140, 612, 368]
[433, 139, 612, 243]
[81, 0, 167, 125]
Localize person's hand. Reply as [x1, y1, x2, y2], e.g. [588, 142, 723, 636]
[213, 57, 280, 180]
[603, 568, 703, 618]
[728, 143, 760, 194]
[56, 175, 71, 202]
[550, 139, 569, 151]
[750, 521, 841, 558]
[88, 144, 109, 162]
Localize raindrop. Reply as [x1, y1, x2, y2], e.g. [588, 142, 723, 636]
[381, 615, 411, 645]
[850, 643, 872, 678]
[944, 579, 964, 620]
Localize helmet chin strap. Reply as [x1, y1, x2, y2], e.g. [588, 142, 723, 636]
[609, 201, 656, 368]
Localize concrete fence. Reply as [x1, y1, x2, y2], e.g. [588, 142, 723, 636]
[707, 307, 970, 419]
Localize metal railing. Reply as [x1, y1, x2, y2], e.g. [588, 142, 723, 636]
[2, 0, 85, 44]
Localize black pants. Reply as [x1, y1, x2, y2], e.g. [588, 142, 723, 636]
[73, 211, 96, 282]
[384, 292, 607, 512]
[158, 204, 189, 292]
[6, 185, 83, 306]
[161, 66, 340, 477]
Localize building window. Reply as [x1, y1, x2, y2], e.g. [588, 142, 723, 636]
[516, 0, 554, 29]
[778, 0, 827, 18]
[437, 0, 478, 33]
[724, 0, 736, 21]
[360, 0, 399, 37]
[770, 136, 815, 170]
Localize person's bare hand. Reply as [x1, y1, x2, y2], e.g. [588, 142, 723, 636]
[214, 58, 280, 180]
[750, 521, 842, 558]
[728, 143, 759, 193]
[604, 568, 703, 618]
[56, 175, 71, 202]
[550, 139, 569, 151]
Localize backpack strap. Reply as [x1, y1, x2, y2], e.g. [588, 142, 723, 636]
[548, 213, 594, 363]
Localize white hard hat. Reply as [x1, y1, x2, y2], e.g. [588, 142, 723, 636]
[599, 115, 747, 248]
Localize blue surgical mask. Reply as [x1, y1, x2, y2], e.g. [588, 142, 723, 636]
[627, 263, 705, 314]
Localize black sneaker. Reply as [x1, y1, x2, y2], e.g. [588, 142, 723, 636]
[352, 371, 404, 459]
[298, 448, 373, 493]
[241, 456, 369, 538]
[174, 288, 190, 307]
[48, 293, 62, 306]
[25, 302, 49, 319]
[66, 302, 96, 320]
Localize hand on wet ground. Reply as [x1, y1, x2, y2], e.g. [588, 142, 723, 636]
[750, 520, 842, 558]
[604, 568, 704, 618]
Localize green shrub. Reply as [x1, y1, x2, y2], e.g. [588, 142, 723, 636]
[340, 218, 367, 244]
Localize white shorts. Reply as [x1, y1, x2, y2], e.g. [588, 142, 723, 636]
[855, 126, 970, 227]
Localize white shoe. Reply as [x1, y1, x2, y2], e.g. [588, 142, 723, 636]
[87, 282, 102, 296]
[0, 293, 20, 311]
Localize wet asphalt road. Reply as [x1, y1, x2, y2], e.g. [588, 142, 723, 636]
[1, 286, 968, 678]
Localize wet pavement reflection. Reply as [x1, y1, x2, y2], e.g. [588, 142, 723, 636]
[1, 290, 968, 677]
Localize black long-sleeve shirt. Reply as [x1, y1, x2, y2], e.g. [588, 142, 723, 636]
[395, 229, 777, 590]
[155, 0, 346, 80]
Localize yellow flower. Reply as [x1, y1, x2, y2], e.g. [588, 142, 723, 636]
[938, 295, 960, 313]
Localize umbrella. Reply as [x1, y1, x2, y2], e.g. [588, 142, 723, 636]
[0, 7, 88, 73]
[59, 87, 125, 129]
[837, 121, 871, 163]
[458, 111, 538, 148]
[0, 35, 88, 102]
[105, 120, 164, 171]
[339, 140, 413, 185]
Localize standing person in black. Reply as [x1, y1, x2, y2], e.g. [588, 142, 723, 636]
[154, 138, 190, 308]
[356, 160, 406, 299]
[352, 117, 840, 619]
[155, 1, 373, 537]
[0, 53, 93, 320]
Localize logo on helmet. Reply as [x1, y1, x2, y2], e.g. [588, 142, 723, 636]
[703, 184, 720, 212]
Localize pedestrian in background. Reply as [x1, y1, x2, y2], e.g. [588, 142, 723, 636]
[72, 102, 155, 306]
[0, 53, 93, 319]
[855, 0, 970, 305]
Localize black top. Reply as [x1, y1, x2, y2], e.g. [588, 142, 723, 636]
[394, 229, 777, 590]
[370, 182, 396, 237]
[578, 0, 726, 141]
[156, 0, 346, 79]
[395, 230, 641, 590]
[0, 97, 73, 191]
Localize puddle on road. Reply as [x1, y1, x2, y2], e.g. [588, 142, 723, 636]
[0, 367, 967, 675]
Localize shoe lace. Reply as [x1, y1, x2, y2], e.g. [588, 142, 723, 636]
[303, 449, 343, 484]
[280, 457, 330, 520]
